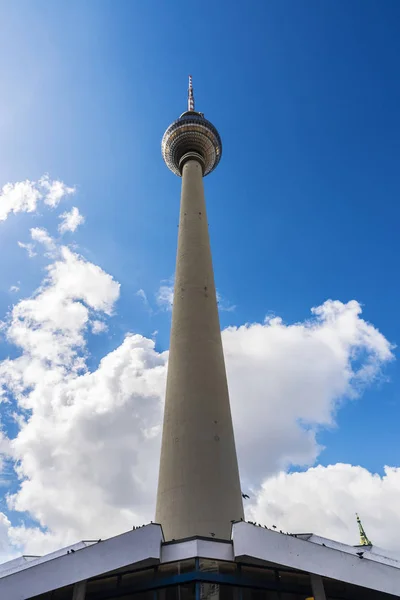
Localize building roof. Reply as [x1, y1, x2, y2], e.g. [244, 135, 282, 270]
[0, 524, 163, 600]
[232, 521, 400, 596]
[1, 521, 400, 599]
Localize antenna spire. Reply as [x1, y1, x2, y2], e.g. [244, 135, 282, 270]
[188, 75, 195, 111]
[356, 513, 372, 546]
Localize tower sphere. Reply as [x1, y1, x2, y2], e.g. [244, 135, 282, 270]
[161, 110, 222, 177]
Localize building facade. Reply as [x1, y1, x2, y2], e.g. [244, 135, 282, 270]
[2, 522, 399, 599]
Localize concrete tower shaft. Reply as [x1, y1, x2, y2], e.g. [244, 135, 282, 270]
[156, 79, 244, 540]
[156, 158, 244, 540]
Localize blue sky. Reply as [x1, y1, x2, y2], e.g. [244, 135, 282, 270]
[0, 0, 399, 554]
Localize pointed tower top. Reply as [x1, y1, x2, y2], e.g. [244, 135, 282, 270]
[356, 513, 372, 546]
[188, 75, 195, 112]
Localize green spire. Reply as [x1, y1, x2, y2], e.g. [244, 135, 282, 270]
[356, 513, 372, 546]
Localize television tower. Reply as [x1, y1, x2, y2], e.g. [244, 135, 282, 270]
[156, 77, 244, 540]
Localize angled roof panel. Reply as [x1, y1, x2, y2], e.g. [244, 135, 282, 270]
[0, 524, 163, 600]
[232, 521, 400, 596]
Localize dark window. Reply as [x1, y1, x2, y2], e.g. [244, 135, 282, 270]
[105, 594, 153, 600]
[199, 584, 240, 600]
[240, 565, 276, 584]
[241, 588, 279, 600]
[30, 586, 74, 600]
[120, 568, 156, 588]
[199, 559, 237, 576]
[324, 575, 399, 600]
[157, 560, 196, 578]
[117, 592, 154, 600]
[277, 570, 312, 595]
[157, 583, 195, 600]
[86, 575, 119, 594]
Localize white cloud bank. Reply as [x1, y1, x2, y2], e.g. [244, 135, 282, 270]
[0, 176, 396, 558]
[0, 270, 394, 557]
[0, 176, 74, 222]
[250, 464, 400, 551]
[224, 300, 393, 484]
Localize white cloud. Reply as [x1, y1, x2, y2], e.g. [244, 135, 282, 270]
[250, 464, 400, 551]
[39, 176, 75, 208]
[136, 289, 153, 314]
[0, 280, 393, 558]
[5, 333, 166, 555]
[58, 207, 85, 234]
[91, 320, 107, 334]
[224, 300, 393, 486]
[17, 241, 36, 258]
[0, 513, 17, 563]
[0, 247, 128, 555]
[9, 286, 19, 293]
[18, 228, 55, 259]
[0, 182, 41, 222]
[0, 174, 395, 559]
[0, 177, 75, 222]
[0, 331, 166, 556]
[30, 227, 55, 251]
[136, 289, 148, 304]
[156, 283, 174, 310]
[217, 291, 236, 312]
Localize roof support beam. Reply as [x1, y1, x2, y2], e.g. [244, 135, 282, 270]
[310, 574, 326, 600]
[72, 580, 86, 600]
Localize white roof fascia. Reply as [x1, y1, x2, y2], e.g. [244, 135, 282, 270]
[0, 541, 92, 579]
[161, 538, 233, 563]
[368, 545, 400, 564]
[0, 524, 163, 600]
[304, 534, 400, 569]
[232, 522, 400, 597]
[0, 556, 40, 577]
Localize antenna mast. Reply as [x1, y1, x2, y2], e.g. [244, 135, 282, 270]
[356, 513, 372, 546]
[188, 75, 195, 111]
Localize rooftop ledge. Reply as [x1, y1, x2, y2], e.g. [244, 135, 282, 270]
[1, 521, 400, 599]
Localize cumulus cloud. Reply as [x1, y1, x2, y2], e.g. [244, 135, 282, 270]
[2, 247, 120, 377]
[0, 271, 393, 558]
[0, 176, 74, 222]
[0, 246, 156, 555]
[250, 464, 400, 551]
[0, 171, 395, 559]
[0, 513, 16, 563]
[58, 207, 85, 234]
[6, 334, 166, 555]
[224, 301, 393, 485]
